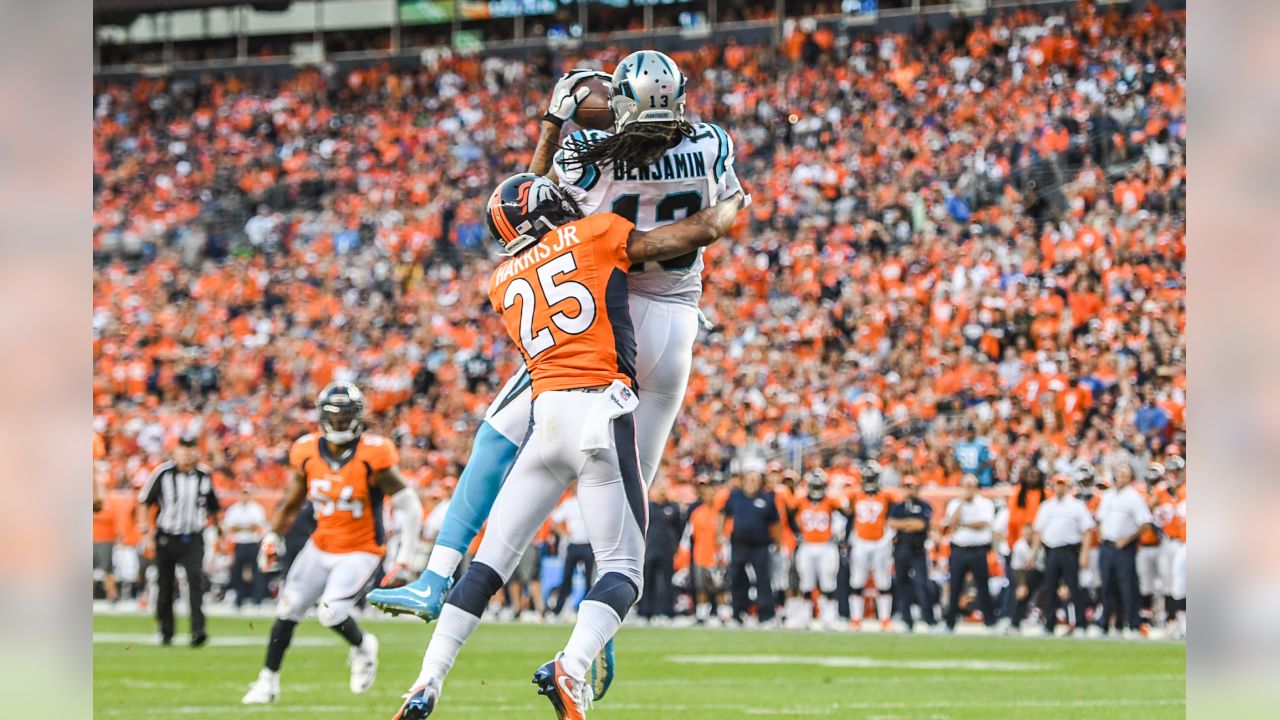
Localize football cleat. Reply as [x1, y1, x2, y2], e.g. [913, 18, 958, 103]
[241, 669, 279, 704]
[368, 570, 453, 622]
[588, 639, 615, 701]
[533, 657, 592, 720]
[392, 680, 441, 720]
[348, 633, 379, 694]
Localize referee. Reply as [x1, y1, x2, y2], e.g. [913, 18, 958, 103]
[1027, 475, 1095, 635]
[137, 436, 221, 647]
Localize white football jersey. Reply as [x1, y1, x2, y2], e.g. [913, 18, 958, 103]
[553, 122, 743, 306]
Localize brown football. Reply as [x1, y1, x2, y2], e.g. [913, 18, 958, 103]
[572, 75, 614, 131]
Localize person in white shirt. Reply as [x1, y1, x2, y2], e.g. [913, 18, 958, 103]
[943, 474, 997, 631]
[548, 490, 593, 617]
[1028, 475, 1095, 635]
[223, 488, 269, 608]
[1095, 464, 1154, 636]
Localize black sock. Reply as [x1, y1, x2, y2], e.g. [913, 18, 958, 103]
[265, 619, 297, 672]
[330, 616, 364, 647]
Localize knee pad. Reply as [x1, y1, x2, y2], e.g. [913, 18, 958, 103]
[316, 601, 351, 627]
[448, 561, 505, 617]
[276, 591, 306, 623]
[584, 572, 640, 621]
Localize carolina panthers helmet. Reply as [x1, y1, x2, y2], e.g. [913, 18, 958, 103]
[609, 50, 687, 130]
[804, 469, 828, 501]
[317, 382, 365, 445]
[485, 173, 583, 256]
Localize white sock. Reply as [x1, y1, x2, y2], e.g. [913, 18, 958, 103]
[416, 605, 480, 686]
[259, 668, 278, 682]
[852, 594, 865, 621]
[696, 603, 709, 620]
[427, 546, 464, 578]
[360, 633, 377, 654]
[876, 592, 891, 621]
[560, 600, 621, 682]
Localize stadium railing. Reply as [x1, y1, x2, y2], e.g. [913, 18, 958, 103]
[93, 0, 1184, 78]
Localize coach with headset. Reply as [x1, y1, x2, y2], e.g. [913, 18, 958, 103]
[137, 435, 221, 647]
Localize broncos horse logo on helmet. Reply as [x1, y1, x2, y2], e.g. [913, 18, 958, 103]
[485, 173, 584, 256]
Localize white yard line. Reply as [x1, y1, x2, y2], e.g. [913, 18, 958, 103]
[99, 698, 1187, 717]
[666, 654, 1055, 671]
[93, 632, 334, 647]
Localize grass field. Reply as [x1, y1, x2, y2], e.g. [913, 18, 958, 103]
[94, 613, 1185, 719]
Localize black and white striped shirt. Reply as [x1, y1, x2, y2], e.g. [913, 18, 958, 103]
[138, 462, 220, 535]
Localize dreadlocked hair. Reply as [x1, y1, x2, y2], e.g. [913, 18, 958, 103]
[563, 120, 696, 175]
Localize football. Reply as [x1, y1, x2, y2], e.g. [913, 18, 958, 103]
[572, 75, 614, 131]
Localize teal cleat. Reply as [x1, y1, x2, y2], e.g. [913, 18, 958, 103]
[588, 638, 616, 701]
[367, 570, 452, 622]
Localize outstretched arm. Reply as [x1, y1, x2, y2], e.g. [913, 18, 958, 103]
[626, 192, 746, 264]
[529, 69, 608, 177]
[271, 472, 308, 536]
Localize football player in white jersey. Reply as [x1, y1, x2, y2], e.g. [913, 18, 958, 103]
[369, 50, 744, 705]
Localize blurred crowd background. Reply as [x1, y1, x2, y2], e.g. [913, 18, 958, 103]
[92, 0, 1185, 635]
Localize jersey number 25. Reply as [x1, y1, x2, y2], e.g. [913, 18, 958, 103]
[504, 252, 597, 359]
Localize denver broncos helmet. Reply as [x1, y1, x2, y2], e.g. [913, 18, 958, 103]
[804, 469, 828, 501]
[485, 173, 583, 256]
[317, 381, 366, 445]
[861, 460, 883, 494]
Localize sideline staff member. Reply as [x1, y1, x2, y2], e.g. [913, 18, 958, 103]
[137, 436, 220, 646]
[1096, 464, 1154, 636]
[887, 476, 935, 630]
[1028, 475, 1095, 634]
[943, 474, 996, 631]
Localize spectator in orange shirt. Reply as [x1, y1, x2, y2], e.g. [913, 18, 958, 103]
[93, 490, 120, 602]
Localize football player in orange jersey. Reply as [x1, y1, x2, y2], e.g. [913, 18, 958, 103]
[788, 470, 845, 628]
[394, 174, 744, 720]
[241, 382, 422, 705]
[846, 461, 896, 630]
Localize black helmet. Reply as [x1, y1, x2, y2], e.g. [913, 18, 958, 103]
[485, 173, 583, 255]
[317, 382, 365, 445]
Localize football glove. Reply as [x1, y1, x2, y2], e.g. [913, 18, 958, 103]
[544, 69, 610, 127]
[258, 532, 283, 573]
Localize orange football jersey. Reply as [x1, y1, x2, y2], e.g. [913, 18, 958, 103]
[793, 496, 844, 544]
[289, 432, 399, 556]
[488, 213, 635, 397]
[689, 503, 721, 568]
[849, 490, 892, 541]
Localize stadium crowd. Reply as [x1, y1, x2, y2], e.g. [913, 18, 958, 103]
[93, 1, 1185, 636]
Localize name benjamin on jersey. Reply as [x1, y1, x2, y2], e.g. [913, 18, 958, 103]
[612, 151, 707, 182]
[493, 225, 583, 284]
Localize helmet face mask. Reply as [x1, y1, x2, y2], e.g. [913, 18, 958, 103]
[861, 460, 882, 494]
[317, 382, 366, 445]
[486, 174, 583, 256]
[610, 50, 687, 130]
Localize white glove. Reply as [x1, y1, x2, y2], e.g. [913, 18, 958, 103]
[258, 532, 283, 573]
[544, 69, 610, 127]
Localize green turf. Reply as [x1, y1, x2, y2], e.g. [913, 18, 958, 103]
[94, 613, 1185, 719]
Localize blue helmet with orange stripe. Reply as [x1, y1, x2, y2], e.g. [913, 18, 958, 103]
[485, 173, 583, 256]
